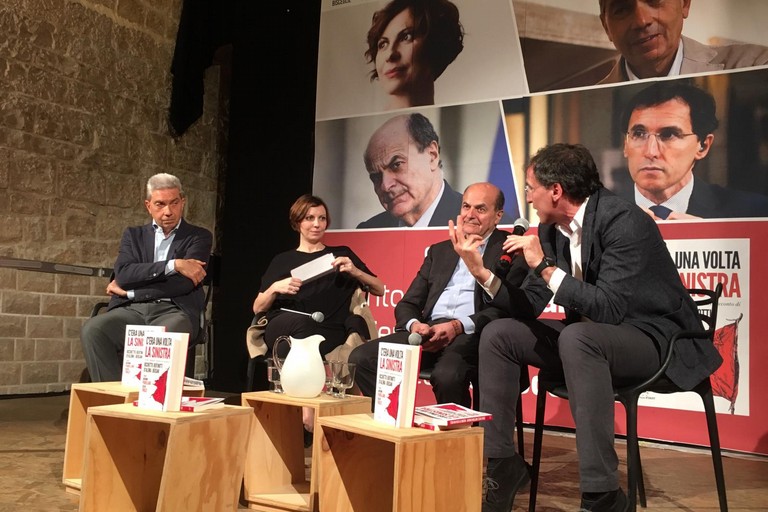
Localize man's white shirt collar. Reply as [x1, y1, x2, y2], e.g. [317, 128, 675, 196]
[625, 39, 684, 80]
[152, 219, 182, 237]
[634, 176, 693, 214]
[556, 197, 588, 243]
[403, 180, 445, 227]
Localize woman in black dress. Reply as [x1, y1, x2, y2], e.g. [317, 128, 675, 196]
[253, 194, 384, 358]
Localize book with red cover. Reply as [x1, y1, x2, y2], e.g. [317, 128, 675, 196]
[412, 402, 492, 429]
[121, 324, 166, 388]
[136, 331, 189, 412]
[179, 396, 225, 412]
[412, 417, 472, 431]
[373, 342, 422, 428]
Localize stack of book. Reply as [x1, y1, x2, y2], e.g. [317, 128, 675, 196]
[412, 402, 492, 431]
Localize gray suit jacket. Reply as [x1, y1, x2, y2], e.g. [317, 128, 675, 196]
[599, 36, 768, 84]
[394, 229, 529, 334]
[109, 218, 213, 339]
[530, 188, 722, 390]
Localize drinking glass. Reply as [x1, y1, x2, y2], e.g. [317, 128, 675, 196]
[267, 358, 283, 393]
[331, 361, 356, 399]
[323, 360, 335, 395]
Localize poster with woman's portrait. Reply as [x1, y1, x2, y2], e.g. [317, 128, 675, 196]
[316, 0, 528, 121]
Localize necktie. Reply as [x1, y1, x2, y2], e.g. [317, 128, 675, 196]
[649, 204, 672, 220]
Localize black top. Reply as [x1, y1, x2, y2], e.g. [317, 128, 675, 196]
[259, 245, 374, 328]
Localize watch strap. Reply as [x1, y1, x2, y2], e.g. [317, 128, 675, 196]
[534, 256, 556, 277]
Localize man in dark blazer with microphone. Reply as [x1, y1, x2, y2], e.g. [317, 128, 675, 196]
[350, 182, 536, 408]
[480, 144, 722, 512]
[81, 173, 212, 381]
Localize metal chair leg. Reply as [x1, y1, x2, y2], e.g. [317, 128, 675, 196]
[528, 387, 548, 512]
[699, 384, 728, 511]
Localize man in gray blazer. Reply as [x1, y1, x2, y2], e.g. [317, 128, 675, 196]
[81, 173, 212, 381]
[350, 182, 535, 408]
[598, 0, 768, 84]
[480, 144, 722, 512]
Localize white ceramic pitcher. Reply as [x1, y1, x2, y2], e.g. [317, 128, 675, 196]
[273, 334, 326, 398]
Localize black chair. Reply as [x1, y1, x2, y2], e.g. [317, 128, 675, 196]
[88, 255, 217, 380]
[245, 354, 270, 392]
[528, 284, 727, 512]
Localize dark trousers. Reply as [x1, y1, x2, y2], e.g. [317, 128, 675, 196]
[479, 318, 660, 493]
[81, 302, 194, 382]
[265, 312, 370, 358]
[349, 327, 479, 410]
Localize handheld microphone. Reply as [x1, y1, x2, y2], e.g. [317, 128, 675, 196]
[496, 254, 513, 278]
[496, 218, 530, 278]
[510, 217, 530, 236]
[407, 332, 423, 346]
[279, 308, 325, 323]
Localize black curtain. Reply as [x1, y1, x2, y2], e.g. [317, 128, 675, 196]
[210, 1, 321, 391]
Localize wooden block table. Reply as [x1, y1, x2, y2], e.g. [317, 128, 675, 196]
[63, 382, 140, 494]
[317, 414, 483, 512]
[240, 391, 371, 512]
[62, 381, 206, 495]
[78, 403, 251, 512]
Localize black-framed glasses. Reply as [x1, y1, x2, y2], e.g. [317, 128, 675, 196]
[625, 128, 697, 147]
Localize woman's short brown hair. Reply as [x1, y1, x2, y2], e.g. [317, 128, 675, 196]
[289, 194, 331, 231]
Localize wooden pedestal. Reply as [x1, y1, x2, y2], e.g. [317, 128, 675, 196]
[318, 414, 483, 512]
[63, 382, 140, 494]
[78, 403, 251, 512]
[241, 391, 371, 512]
[63, 381, 205, 495]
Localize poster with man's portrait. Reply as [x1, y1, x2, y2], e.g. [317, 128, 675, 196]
[314, 101, 521, 229]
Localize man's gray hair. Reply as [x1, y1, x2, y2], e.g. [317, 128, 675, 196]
[146, 173, 184, 200]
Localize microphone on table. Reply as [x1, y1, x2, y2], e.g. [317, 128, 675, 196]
[279, 308, 325, 323]
[408, 332, 424, 346]
[496, 218, 530, 278]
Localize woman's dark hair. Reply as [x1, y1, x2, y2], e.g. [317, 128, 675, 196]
[365, 0, 464, 82]
[289, 194, 331, 231]
[529, 144, 602, 202]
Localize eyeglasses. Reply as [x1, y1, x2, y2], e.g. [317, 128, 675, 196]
[523, 184, 535, 194]
[625, 128, 697, 148]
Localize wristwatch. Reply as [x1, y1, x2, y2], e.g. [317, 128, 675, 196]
[534, 256, 557, 277]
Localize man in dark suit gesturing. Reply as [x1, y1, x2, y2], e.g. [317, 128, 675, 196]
[350, 182, 535, 408]
[81, 173, 212, 382]
[480, 144, 722, 512]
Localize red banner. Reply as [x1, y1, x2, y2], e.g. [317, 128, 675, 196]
[324, 220, 768, 455]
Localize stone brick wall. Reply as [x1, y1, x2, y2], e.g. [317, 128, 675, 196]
[0, 0, 223, 394]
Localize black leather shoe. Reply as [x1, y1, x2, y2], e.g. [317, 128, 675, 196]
[578, 488, 629, 512]
[482, 453, 530, 512]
